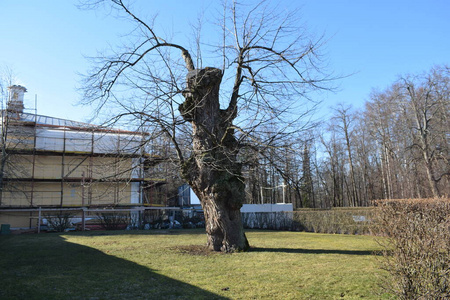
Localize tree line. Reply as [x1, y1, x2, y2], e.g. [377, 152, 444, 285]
[242, 65, 449, 208]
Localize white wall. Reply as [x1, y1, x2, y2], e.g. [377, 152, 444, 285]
[190, 188, 200, 205]
[130, 182, 140, 204]
[240, 203, 293, 213]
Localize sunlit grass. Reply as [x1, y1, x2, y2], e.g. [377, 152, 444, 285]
[0, 229, 389, 299]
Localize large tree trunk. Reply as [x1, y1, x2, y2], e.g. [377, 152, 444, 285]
[180, 67, 249, 252]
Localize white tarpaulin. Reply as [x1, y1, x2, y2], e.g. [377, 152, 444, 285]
[34, 128, 143, 154]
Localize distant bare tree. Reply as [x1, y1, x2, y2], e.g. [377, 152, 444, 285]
[319, 128, 346, 207]
[331, 104, 359, 206]
[399, 67, 450, 197]
[0, 67, 13, 205]
[0, 68, 34, 206]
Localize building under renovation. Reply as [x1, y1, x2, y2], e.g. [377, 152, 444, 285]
[0, 85, 168, 230]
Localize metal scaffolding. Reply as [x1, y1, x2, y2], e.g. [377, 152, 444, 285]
[0, 111, 168, 229]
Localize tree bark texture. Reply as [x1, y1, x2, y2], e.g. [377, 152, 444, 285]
[179, 68, 249, 252]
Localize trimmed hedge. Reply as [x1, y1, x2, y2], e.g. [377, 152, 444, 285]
[293, 207, 373, 234]
[242, 207, 374, 235]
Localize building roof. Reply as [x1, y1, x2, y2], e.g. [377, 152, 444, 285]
[1, 111, 148, 156]
[5, 111, 146, 135]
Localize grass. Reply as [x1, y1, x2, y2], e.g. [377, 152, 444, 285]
[0, 229, 389, 299]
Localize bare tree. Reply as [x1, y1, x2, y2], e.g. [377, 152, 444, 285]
[0, 68, 34, 206]
[79, 0, 330, 251]
[0, 67, 13, 205]
[331, 104, 359, 206]
[319, 128, 346, 207]
[399, 67, 450, 198]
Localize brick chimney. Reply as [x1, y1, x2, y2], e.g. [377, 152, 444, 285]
[7, 85, 27, 113]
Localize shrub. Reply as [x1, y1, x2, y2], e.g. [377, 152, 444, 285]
[44, 212, 75, 232]
[96, 213, 129, 230]
[372, 198, 450, 299]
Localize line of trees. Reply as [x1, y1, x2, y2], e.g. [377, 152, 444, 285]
[241, 65, 449, 208]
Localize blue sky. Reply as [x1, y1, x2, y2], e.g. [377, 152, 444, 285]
[1, 0, 449, 123]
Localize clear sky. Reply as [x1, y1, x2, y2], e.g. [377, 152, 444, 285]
[1, 0, 449, 123]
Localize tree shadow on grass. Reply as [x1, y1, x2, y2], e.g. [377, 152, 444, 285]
[0, 234, 228, 300]
[250, 247, 375, 256]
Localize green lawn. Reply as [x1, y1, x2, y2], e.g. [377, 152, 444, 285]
[0, 229, 389, 299]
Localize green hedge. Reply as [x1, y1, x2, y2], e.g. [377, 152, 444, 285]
[241, 207, 374, 234]
[293, 208, 374, 234]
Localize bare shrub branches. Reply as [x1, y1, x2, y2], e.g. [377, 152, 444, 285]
[373, 198, 450, 299]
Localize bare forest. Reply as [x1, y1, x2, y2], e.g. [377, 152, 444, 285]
[253, 65, 449, 208]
